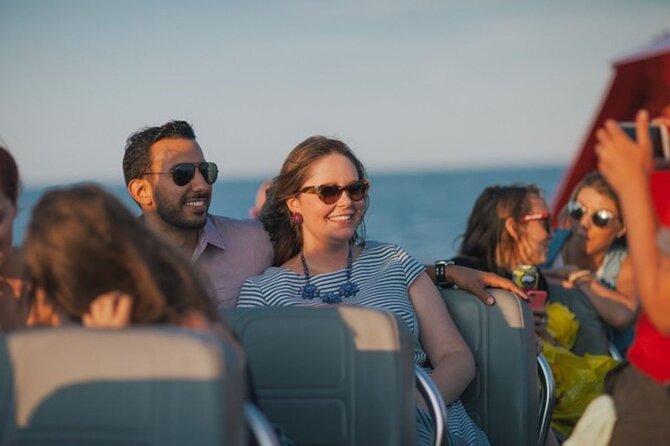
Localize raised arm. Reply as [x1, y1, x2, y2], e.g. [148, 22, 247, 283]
[596, 109, 670, 334]
[410, 271, 475, 405]
[564, 261, 638, 330]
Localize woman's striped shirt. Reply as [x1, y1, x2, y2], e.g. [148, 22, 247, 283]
[237, 240, 490, 445]
[237, 240, 428, 366]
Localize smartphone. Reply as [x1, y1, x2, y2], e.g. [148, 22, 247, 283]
[619, 122, 670, 159]
[527, 290, 548, 309]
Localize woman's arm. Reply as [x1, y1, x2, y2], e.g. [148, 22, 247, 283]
[409, 272, 475, 405]
[426, 263, 527, 305]
[568, 267, 638, 330]
[596, 110, 670, 334]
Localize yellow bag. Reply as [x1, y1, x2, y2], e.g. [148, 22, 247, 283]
[546, 302, 580, 350]
[542, 303, 619, 437]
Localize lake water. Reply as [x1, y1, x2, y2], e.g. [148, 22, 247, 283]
[15, 166, 565, 263]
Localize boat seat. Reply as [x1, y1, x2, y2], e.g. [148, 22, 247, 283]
[0, 326, 245, 446]
[441, 288, 540, 446]
[224, 306, 416, 446]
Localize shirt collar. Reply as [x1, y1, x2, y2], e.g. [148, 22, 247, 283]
[191, 215, 226, 262]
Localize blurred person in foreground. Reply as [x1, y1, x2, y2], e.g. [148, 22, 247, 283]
[567, 109, 670, 445]
[22, 184, 230, 341]
[0, 145, 23, 332]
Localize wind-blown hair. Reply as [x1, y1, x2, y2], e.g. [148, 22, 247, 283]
[122, 120, 196, 185]
[260, 136, 368, 266]
[22, 184, 218, 324]
[569, 171, 622, 216]
[459, 184, 543, 274]
[0, 145, 20, 206]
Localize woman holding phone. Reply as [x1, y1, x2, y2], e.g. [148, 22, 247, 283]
[569, 108, 670, 445]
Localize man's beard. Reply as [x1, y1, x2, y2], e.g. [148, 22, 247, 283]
[154, 189, 209, 230]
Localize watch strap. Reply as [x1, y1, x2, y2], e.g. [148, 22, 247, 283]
[434, 260, 456, 287]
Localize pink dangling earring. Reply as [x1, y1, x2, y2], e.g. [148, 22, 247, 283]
[291, 212, 304, 225]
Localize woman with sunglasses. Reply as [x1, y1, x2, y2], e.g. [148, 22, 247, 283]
[543, 172, 637, 354]
[454, 184, 552, 278]
[449, 185, 555, 347]
[237, 135, 489, 446]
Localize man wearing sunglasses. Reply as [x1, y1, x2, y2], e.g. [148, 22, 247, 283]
[123, 120, 273, 308]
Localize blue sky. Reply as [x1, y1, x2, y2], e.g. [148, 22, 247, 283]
[1, 0, 669, 186]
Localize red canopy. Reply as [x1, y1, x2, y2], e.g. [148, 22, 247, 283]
[552, 33, 670, 226]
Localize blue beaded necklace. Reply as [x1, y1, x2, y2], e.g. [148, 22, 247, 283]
[299, 247, 359, 304]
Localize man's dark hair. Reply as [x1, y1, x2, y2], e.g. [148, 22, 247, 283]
[122, 120, 196, 185]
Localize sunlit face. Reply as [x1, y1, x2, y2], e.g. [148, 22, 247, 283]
[147, 138, 212, 230]
[517, 194, 552, 266]
[0, 193, 17, 273]
[569, 186, 624, 257]
[287, 154, 366, 249]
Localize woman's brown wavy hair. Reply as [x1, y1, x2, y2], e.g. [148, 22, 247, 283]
[22, 184, 218, 324]
[260, 136, 368, 266]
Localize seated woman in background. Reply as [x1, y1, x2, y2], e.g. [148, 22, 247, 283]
[0, 145, 24, 332]
[452, 184, 552, 340]
[21, 184, 227, 337]
[453, 184, 621, 441]
[237, 136, 489, 446]
[542, 172, 637, 355]
[455, 184, 551, 279]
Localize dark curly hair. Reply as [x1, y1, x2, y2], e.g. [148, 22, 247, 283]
[260, 136, 368, 266]
[122, 120, 196, 186]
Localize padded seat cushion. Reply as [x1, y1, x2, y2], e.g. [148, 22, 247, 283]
[225, 306, 416, 446]
[0, 327, 244, 446]
[441, 288, 538, 446]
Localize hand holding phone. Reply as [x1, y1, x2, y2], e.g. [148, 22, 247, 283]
[527, 290, 548, 309]
[618, 122, 670, 159]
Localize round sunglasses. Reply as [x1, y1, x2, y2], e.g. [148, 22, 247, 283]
[142, 162, 219, 187]
[299, 179, 369, 204]
[519, 212, 551, 232]
[567, 201, 616, 228]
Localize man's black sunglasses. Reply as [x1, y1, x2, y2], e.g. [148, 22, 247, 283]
[142, 162, 219, 187]
[567, 201, 616, 228]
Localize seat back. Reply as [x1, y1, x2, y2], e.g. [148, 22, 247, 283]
[0, 327, 245, 446]
[441, 288, 539, 446]
[225, 306, 416, 446]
